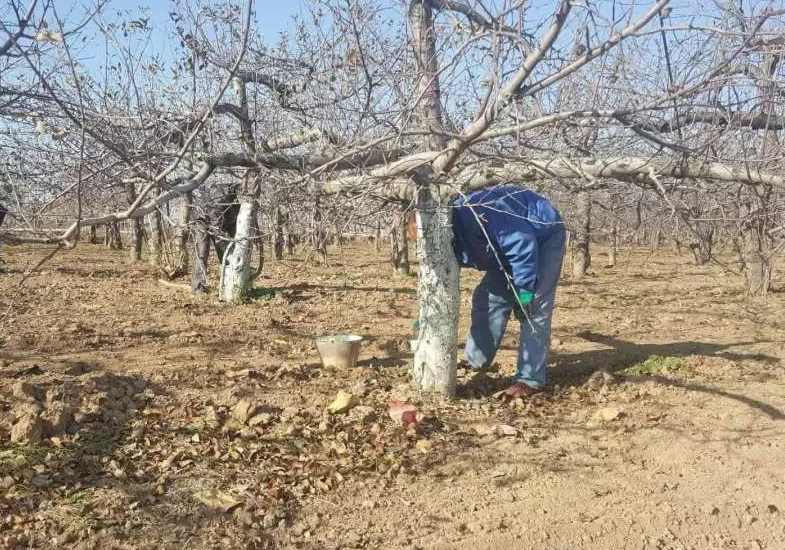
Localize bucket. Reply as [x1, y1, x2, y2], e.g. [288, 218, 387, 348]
[315, 334, 364, 368]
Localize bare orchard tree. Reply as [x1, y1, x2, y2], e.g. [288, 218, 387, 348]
[2, 0, 784, 396]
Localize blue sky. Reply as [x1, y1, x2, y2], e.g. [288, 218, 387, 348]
[61, 1, 305, 78]
[104, 0, 302, 39]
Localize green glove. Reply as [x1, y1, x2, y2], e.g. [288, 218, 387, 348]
[516, 289, 534, 307]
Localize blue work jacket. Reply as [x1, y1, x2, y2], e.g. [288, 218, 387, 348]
[452, 186, 564, 292]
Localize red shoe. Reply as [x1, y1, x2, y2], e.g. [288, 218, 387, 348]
[500, 382, 543, 400]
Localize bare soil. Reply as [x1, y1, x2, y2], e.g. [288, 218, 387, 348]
[1, 242, 784, 550]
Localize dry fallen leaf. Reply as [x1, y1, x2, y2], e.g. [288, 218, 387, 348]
[591, 407, 624, 423]
[388, 401, 422, 427]
[194, 489, 243, 513]
[326, 390, 359, 414]
[415, 439, 432, 454]
[495, 424, 518, 437]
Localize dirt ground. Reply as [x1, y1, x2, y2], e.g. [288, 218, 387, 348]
[1, 241, 784, 550]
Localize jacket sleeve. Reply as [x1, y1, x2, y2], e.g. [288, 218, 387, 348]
[494, 226, 538, 292]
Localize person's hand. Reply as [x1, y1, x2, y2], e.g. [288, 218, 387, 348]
[513, 289, 534, 321]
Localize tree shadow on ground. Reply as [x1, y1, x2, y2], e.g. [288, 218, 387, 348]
[552, 330, 777, 382]
[549, 331, 783, 420]
[286, 282, 416, 296]
[459, 331, 782, 419]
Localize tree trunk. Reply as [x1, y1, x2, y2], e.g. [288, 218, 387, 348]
[409, 0, 458, 396]
[191, 217, 210, 293]
[130, 218, 143, 263]
[391, 214, 411, 275]
[89, 225, 97, 244]
[272, 206, 284, 260]
[670, 217, 681, 254]
[412, 187, 459, 396]
[740, 51, 778, 298]
[650, 225, 662, 250]
[218, 198, 259, 301]
[741, 224, 772, 297]
[607, 221, 617, 267]
[312, 199, 328, 263]
[217, 73, 261, 301]
[284, 224, 295, 256]
[740, 200, 772, 297]
[147, 209, 163, 268]
[374, 219, 381, 252]
[172, 195, 192, 276]
[105, 221, 122, 249]
[571, 190, 591, 278]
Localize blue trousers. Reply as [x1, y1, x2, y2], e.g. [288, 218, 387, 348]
[464, 229, 566, 388]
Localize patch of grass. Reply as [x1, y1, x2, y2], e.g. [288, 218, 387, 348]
[74, 432, 116, 455]
[246, 287, 280, 301]
[1, 433, 116, 476]
[625, 355, 693, 377]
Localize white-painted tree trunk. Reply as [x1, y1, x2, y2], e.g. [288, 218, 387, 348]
[218, 200, 257, 302]
[412, 187, 460, 397]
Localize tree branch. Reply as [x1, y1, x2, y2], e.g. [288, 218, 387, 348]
[634, 110, 785, 133]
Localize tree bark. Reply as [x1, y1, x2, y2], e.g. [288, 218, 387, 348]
[412, 186, 459, 396]
[171, 195, 192, 277]
[572, 189, 591, 278]
[741, 218, 772, 296]
[650, 225, 662, 250]
[391, 213, 411, 275]
[191, 216, 210, 293]
[130, 218, 143, 263]
[607, 220, 617, 267]
[147, 209, 163, 268]
[105, 221, 122, 249]
[89, 225, 97, 244]
[125, 182, 142, 262]
[272, 206, 284, 260]
[312, 199, 328, 263]
[218, 196, 259, 301]
[284, 223, 295, 256]
[409, 0, 459, 397]
[217, 75, 262, 301]
[740, 51, 779, 298]
[689, 230, 713, 265]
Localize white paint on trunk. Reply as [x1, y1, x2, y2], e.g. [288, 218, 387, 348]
[218, 200, 257, 302]
[412, 187, 460, 397]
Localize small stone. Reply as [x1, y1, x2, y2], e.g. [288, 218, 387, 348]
[10, 414, 42, 444]
[262, 511, 281, 530]
[585, 370, 619, 391]
[230, 399, 257, 425]
[495, 424, 518, 437]
[41, 404, 74, 438]
[0, 475, 15, 490]
[361, 500, 377, 509]
[347, 405, 375, 422]
[30, 474, 53, 488]
[280, 407, 299, 422]
[344, 530, 362, 545]
[590, 407, 624, 423]
[13, 381, 45, 402]
[767, 504, 778, 514]
[248, 412, 272, 427]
